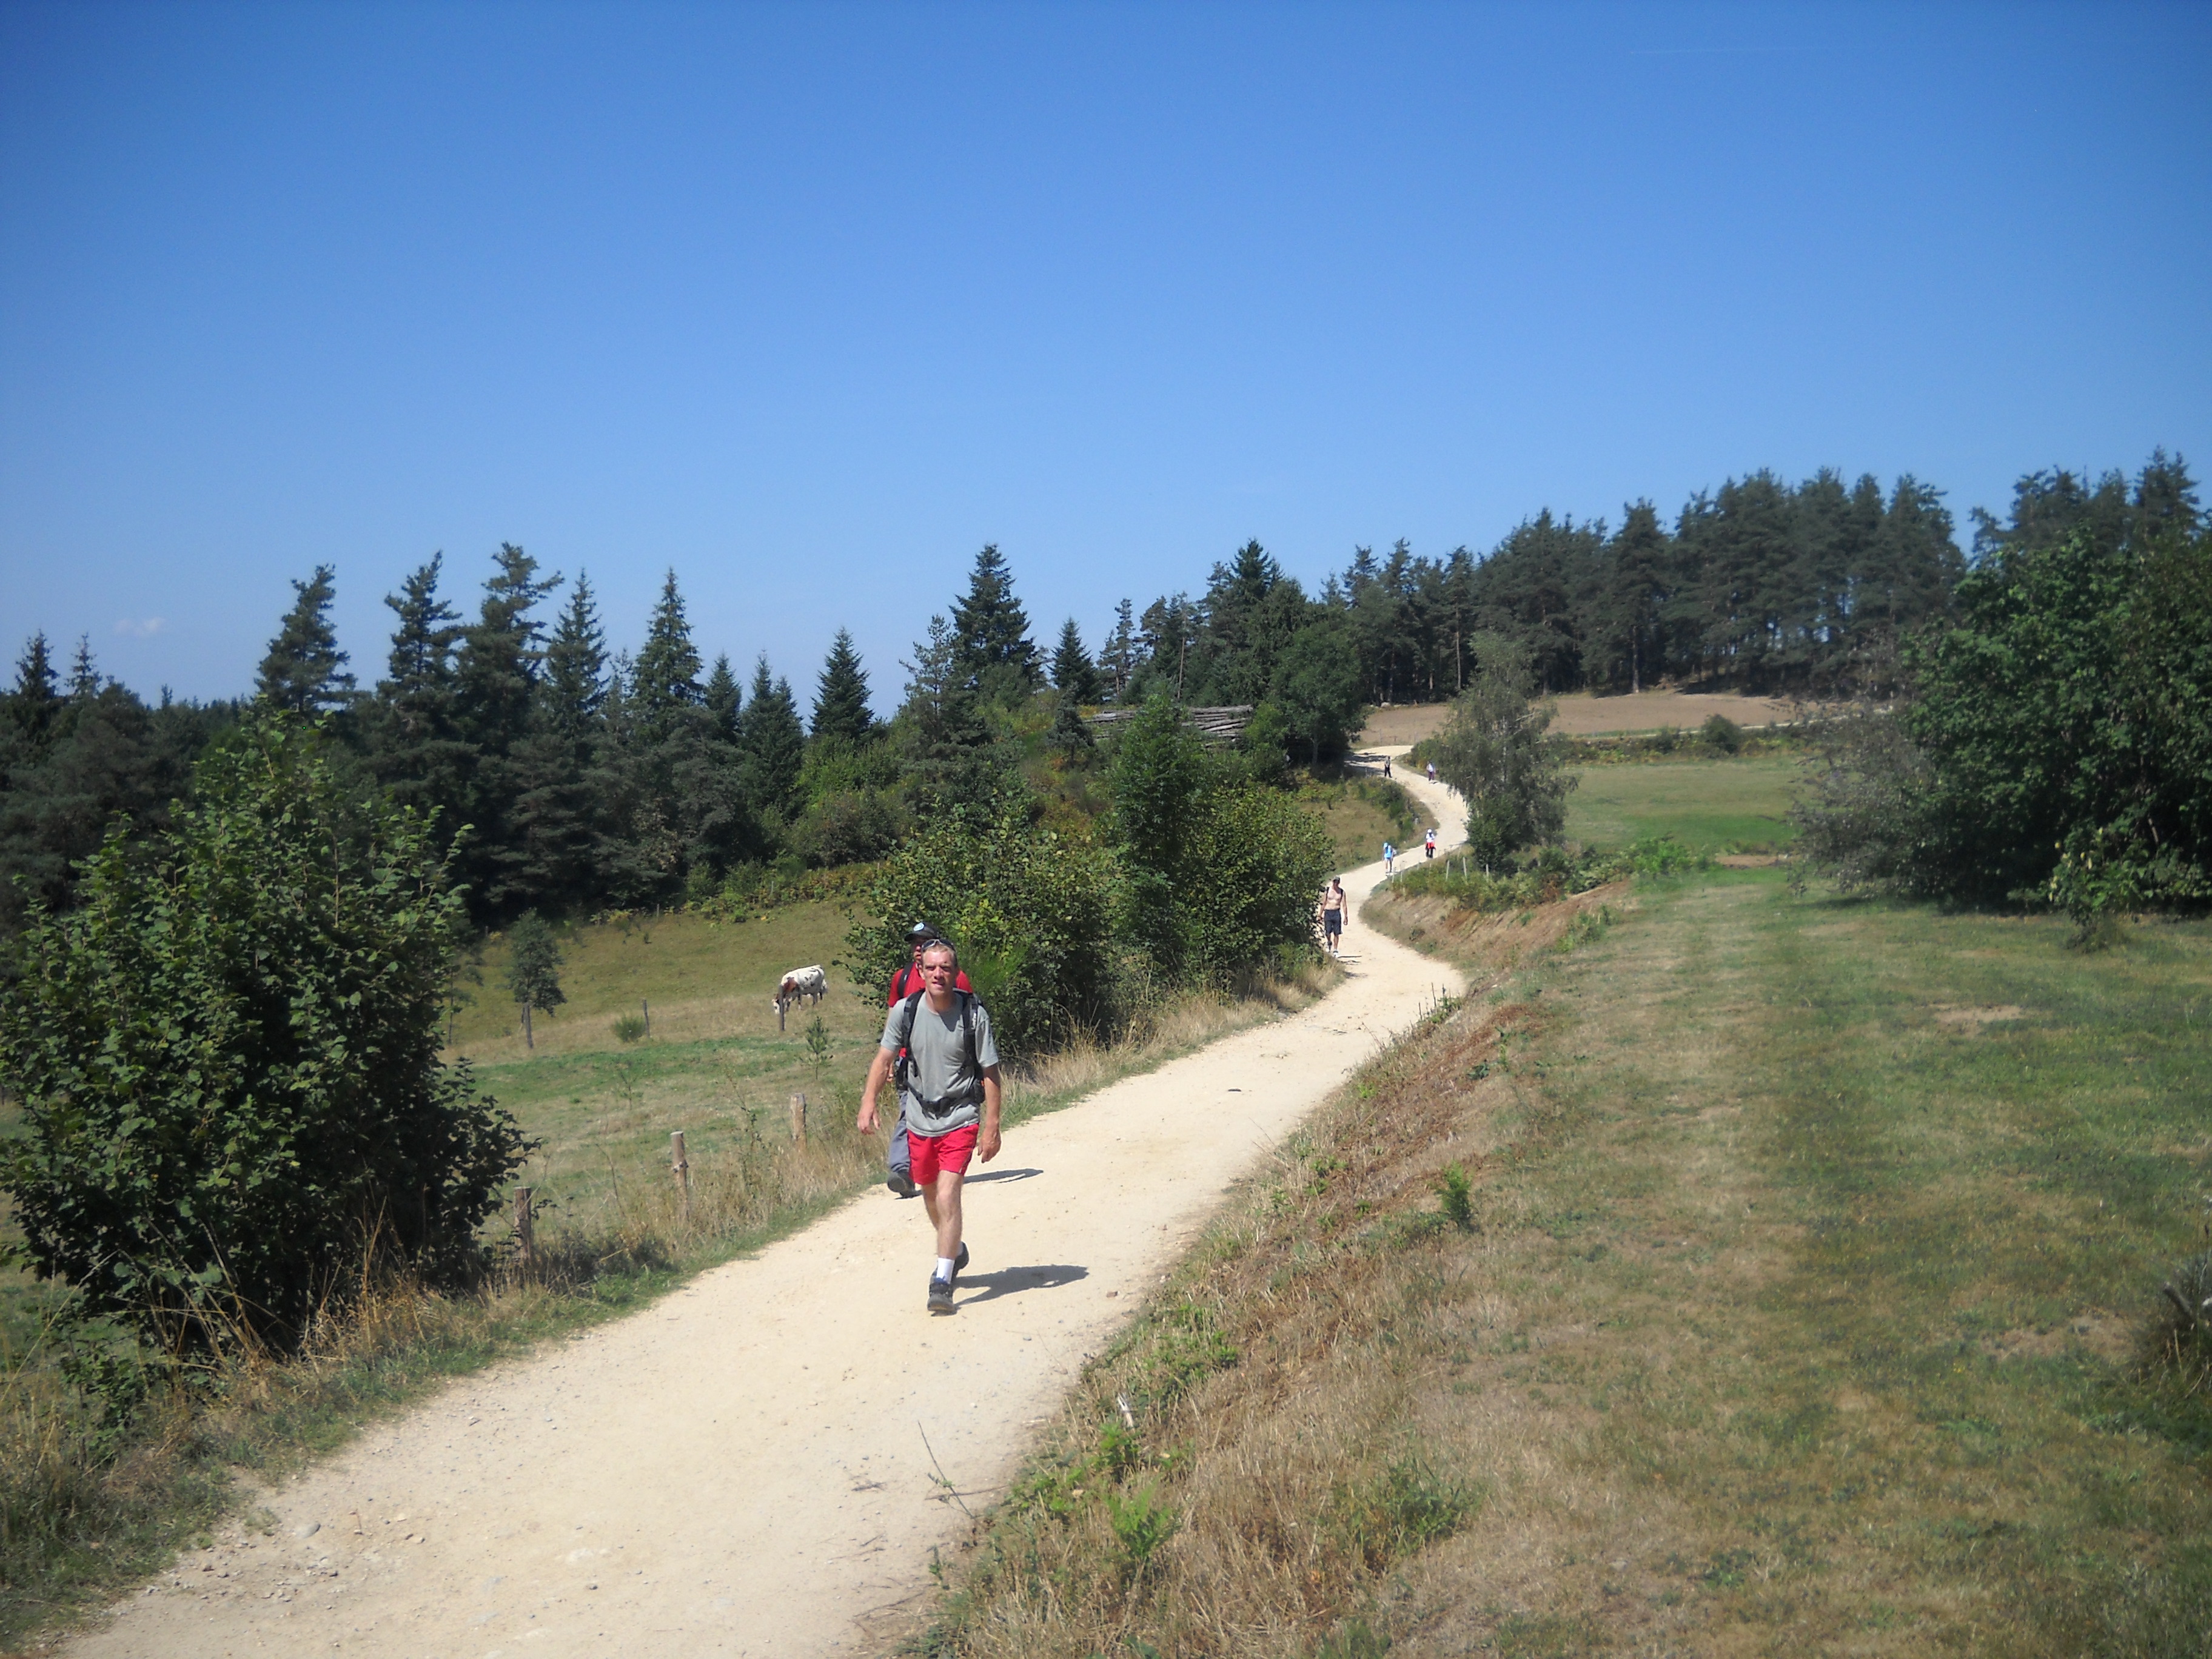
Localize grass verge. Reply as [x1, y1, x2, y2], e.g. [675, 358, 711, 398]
[917, 871, 2212, 1655]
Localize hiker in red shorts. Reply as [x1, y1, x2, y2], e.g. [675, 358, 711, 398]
[857, 939, 1002, 1314]
[882, 922, 973, 1198]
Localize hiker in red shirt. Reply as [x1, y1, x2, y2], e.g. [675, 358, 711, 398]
[883, 921, 971, 1198]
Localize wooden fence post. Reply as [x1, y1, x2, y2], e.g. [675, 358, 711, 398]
[671, 1131, 691, 1222]
[642, 999, 651, 1038]
[789, 1092, 807, 1148]
[514, 1187, 535, 1272]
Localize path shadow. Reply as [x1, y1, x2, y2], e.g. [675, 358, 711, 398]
[954, 1264, 1088, 1308]
[965, 1167, 1043, 1184]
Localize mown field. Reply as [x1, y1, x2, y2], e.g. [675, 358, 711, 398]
[1563, 753, 1801, 854]
[923, 770, 2211, 1656]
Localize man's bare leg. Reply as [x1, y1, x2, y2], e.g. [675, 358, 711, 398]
[920, 1169, 964, 1262]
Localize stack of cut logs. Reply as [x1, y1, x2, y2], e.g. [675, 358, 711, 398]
[1084, 705, 1255, 745]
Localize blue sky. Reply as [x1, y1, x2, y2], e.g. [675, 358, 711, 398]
[3, 1, 2207, 709]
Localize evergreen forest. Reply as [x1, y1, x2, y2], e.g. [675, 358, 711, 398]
[2, 454, 2200, 941]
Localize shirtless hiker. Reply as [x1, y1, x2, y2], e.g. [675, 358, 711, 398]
[858, 939, 1003, 1313]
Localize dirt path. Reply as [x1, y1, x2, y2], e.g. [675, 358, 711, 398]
[69, 759, 1465, 1659]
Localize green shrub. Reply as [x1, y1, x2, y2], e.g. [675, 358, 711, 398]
[0, 715, 531, 1355]
[1700, 712, 1744, 754]
[610, 1013, 648, 1044]
[1182, 783, 1334, 982]
[1435, 1164, 1475, 1230]
[848, 800, 1114, 1056]
[1795, 517, 2211, 918]
[1105, 1478, 1179, 1577]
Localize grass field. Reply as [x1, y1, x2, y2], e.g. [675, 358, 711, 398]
[454, 903, 891, 1230]
[928, 871, 2212, 1656]
[1564, 754, 1802, 853]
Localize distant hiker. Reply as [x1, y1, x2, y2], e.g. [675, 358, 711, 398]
[1321, 877, 1346, 955]
[1382, 840, 1396, 876]
[858, 939, 1002, 1315]
[1426, 760, 1437, 785]
[1383, 756, 1393, 779]
[1424, 827, 1437, 860]
[882, 921, 973, 1198]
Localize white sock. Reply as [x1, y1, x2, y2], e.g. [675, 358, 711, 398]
[935, 1256, 956, 1280]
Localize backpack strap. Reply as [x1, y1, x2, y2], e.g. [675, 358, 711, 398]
[896, 990, 983, 1111]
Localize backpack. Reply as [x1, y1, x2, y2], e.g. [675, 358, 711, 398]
[892, 989, 983, 1113]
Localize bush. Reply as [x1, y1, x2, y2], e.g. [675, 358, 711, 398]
[0, 715, 531, 1355]
[1796, 518, 2211, 919]
[847, 800, 1115, 1057]
[1700, 712, 1744, 754]
[1427, 657, 1575, 865]
[1181, 783, 1334, 982]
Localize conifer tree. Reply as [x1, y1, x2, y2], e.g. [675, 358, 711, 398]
[67, 637, 101, 703]
[811, 628, 874, 745]
[1097, 600, 1139, 703]
[5, 634, 62, 757]
[737, 656, 806, 828]
[540, 572, 608, 745]
[370, 557, 472, 831]
[631, 570, 703, 743]
[1050, 618, 1101, 704]
[256, 566, 355, 715]
[948, 544, 1039, 694]
[455, 545, 558, 762]
[705, 654, 742, 742]
[506, 571, 607, 916]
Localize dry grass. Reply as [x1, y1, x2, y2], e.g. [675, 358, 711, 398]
[919, 875, 2212, 1658]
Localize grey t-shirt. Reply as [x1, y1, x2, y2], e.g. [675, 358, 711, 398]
[880, 992, 1000, 1136]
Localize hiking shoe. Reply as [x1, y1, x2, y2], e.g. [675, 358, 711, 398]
[951, 1242, 970, 1284]
[927, 1274, 955, 1315]
[887, 1173, 918, 1198]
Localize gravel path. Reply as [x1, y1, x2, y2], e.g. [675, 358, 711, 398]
[68, 758, 1464, 1659]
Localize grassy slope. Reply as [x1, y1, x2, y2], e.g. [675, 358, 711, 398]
[1563, 754, 1801, 854]
[457, 904, 890, 1228]
[925, 802, 2211, 1655]
[927, 876, 2212, 1657]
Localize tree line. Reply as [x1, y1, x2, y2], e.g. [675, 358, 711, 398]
[1796, 451, 2208, 928]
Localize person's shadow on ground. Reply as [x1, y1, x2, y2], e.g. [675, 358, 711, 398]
[964, 1167, 1042, 1184]
[953, 1263, 1087, 1308]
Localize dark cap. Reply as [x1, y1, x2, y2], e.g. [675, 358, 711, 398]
[905, 920, 939, 942]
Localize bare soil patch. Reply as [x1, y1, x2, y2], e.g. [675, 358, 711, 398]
[1932, 1002, 2028, 1027]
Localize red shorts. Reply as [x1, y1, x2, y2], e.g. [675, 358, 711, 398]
[910, 1122, 979, 1184]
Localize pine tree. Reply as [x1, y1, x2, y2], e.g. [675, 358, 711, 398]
[1098, 600, 1140, 703]
[5, 633, 62, 756]
[540, 572, 608, 745]
[737, 656, 806, 828]
[811, 628, 874, 745]
[67, 637, 101, 702]
[369, 557, 472, 831]
[451, 545, 561, 920]
[506, 570, 608, 917]
[948, 544, 1039, 694]
[255, 566, 355, 715]
[901, 615, 993, 810]
[1050, 618, 1101, 704]
[631, 570, 703, 743]
[705, 654, 742, 742]
[455, 545, 558, 763]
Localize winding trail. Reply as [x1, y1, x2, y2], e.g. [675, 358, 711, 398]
[70, 757, 1463, 1659]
